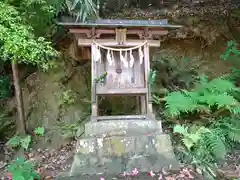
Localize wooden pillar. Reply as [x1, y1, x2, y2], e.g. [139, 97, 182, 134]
[91, 43, 98, 121]
[136, 96, 140, 114]
[140, 95, 146, 114]
[143, 42, 153, 116]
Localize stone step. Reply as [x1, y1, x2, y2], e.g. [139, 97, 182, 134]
[85, 119, 162, 137]
[56, 132, 179, 179]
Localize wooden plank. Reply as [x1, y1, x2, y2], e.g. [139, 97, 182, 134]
[91, 43, 98, 119]
[96, 115, 147, 121]
[70, 28, 168, 37]
[141, 95, 146, 114]
[78, 39, 160, 47]
[70, 28, 115, 34]
[143, 42, 153, 114]
[96, 87, 148, 95]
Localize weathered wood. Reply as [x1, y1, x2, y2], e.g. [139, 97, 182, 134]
[96, 87, 148, 95]
[96, 50, 145, 89]
[70, 28, 168, 39]
[78, 39, 160, 47]
[143, 43, 153, 115]
[62, 19, 176, 122]
[141, 95, 146, 114]
[115, 28, 127, 44]
[91, 43, 98, 120]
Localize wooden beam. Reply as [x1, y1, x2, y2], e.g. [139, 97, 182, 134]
[70, 28, 115, 34]
[96, 87, 148, 95]
[70, 28, 168, 36]
[78, 39, 161, 47]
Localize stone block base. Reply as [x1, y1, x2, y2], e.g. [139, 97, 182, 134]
[56, 132, 179, 179]
[85, 119, 162, 136]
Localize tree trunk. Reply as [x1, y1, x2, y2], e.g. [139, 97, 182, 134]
[11, 60, 26, 135]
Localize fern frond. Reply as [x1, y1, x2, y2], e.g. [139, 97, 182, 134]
[229, 106, 240, 114]
[173, 124, 188, 135]
[200, 78, 236, 94]
[202, 132, 227, 161]
[228, 128, 240, 143]
[198, 93, 237, 108]
[164, 91, 198, 117]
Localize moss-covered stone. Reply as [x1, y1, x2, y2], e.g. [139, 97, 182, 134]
[63, 132, 179, 178]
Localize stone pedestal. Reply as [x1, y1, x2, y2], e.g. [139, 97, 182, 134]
[56, 120, 179, 180]
[85, 119, 162, 136]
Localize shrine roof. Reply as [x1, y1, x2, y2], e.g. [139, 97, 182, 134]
[57, 16, 182, 29]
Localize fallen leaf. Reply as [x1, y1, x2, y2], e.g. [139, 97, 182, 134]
[131, 168, 139, 176]
[148, 171, 156, 177]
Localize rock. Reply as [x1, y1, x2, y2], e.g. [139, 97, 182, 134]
[28, 152, 34, 158]
[85, 119, 162, 137]
[57, 132, 179, 179]
[6, 60, 91, 149]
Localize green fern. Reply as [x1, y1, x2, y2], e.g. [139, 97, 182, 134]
[213, 117, 240, 143]
[174, 124, 209, 150]
[164, 91, 199, 117]
[165, 77, 240, 117]
[198, 77, 236, 94]
[220, 41, 240, 61]
[168, 41, 240, 180]
[201, 131, 227, 161]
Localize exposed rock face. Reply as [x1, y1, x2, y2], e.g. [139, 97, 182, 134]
[6, 58, 91, 149]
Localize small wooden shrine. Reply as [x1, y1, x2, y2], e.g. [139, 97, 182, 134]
[58, 18, 181, 121]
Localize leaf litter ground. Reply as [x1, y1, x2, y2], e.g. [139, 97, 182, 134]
[0, 140, 239, 180]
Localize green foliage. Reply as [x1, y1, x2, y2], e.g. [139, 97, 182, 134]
[0, 75, 11, 99]
[8, 157, 40, 180]
[220, 41, 240, 62]
[173, 124, 209, 150]
[58, 89, 76, 106]
[57, 122, 79, 138]
[174, 116, 240, 179]
[148, 69, 157, 86]
[5, 0, 57, 37]
[0, 1, 58, 70]
[165, 77, 240, 117]
[6, 135, 31, 150]
[18, 0, 57, 37]
[220, 41, 240, 80]
[34, 127, 45, 136]
[5, 0, 100, 37]
[62, 0, 100, 22]
[151, 51, 200, 91]
[6, 127, 45, 150]
[160, 43, 240, 179]
[165, 74, 240, 179]
[95, 72, 107, 83]
[0, 108, 14, 140]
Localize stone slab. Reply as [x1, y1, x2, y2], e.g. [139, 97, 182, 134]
[61, 132, 179, 178]
[56, 171, 180, 180]
[85, 120, 162, 136]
